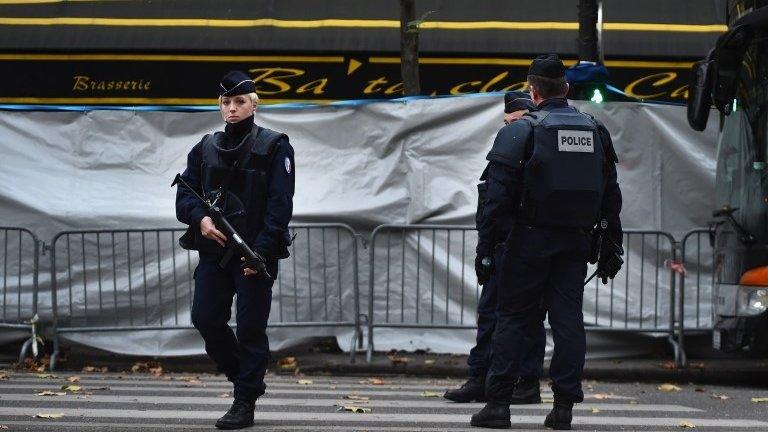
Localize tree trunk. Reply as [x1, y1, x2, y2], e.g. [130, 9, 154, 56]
[399, 0, 421, 95]
[577, 0, 600, 63]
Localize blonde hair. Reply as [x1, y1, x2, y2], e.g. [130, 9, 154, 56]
[219, 92, 259, 105]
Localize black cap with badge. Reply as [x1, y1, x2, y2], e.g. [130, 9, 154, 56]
[219, 70, 256, 96]
[504, 91, 535, 113]
[527, 54, 567, 79]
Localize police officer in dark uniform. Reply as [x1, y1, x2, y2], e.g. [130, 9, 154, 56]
[175, 71, 295, 429]
[470, 55, 622, 430]
[444, 92, 546, 405]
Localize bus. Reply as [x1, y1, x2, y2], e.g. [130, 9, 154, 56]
[688, 0, 768, 355]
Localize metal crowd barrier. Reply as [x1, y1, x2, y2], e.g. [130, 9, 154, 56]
[365, 225, 684, 364]
[49, 224, 362, 369]
[0, 227, 41, 364]
[677, 228, 716, 367]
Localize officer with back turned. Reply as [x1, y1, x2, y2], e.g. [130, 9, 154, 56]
[443, 91, 546, 406]
[175, 71, 295, 429]
[470, 54, 623, 430]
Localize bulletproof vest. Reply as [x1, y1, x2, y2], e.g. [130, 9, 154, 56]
[195, 125, 284, 253]
[518, 107, 605, 228]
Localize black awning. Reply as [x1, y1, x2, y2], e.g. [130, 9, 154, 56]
[0, 0, 727, 58]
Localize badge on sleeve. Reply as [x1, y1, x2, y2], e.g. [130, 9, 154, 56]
[284, 157, 292, 174]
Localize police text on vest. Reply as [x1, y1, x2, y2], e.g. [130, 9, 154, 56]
[557, 130, 594, 153]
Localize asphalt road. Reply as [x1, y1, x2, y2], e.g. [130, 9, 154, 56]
[1, 370, 767, 431]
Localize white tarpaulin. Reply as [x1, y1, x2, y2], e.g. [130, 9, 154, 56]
[0, 94, 719, 357]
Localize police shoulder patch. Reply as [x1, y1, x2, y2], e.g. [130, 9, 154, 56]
[557, 130, 594, 153]
[285, 157, 292, 174]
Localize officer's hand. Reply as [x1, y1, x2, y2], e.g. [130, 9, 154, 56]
[475, 255, 492, 285]
[597, 241, 624, 284]
[200, 216, 227, 247]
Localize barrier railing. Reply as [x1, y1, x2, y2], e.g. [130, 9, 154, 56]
[365, 225, 683, 364]
[49, 224, 362, 369]
[676, 228, 716, 367]
[0, 227, 41, 364]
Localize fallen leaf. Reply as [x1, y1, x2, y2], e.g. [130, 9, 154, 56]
[344, 395, 369, 401]
[629, 400, 638, 405]
[386, 350, 410, 365]
[329, 385, 337, 390]
[751, 397, 768, 403]
[82, 366, 99, 373]
[0, 373, 8, 380]
[659, 361, 677, 370]
[591, 408, 601, 413]
[711, 393, 729, 401]
[34, 413, 65, 419]
[61, 385, 82, 392]
[36, 373, 57, 379]
[297, 379, 313, 385]
[423, 359, 435, 365]
[67, 376, 80, 383]
[679, 420, 696, 428]
[277, 357, 297, 369]
[219, 392, 231, 398]
[359, 378, 390, 385]
[658, 384, 682, 392]
[0, 425, 8, 429]
[35, 391, 66, 396]
[337, 405, 371, 413]
[183, 379, 204, 387]
[593, 393, 611, 400]
[420, 391, 441, 397]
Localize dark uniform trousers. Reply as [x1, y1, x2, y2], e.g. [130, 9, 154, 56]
[468, 247, 547, 382]
[191, 254, 279, 402]
[486, 225, 589, 404]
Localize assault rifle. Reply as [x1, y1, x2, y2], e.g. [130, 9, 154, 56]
[172, 173, 271, 279]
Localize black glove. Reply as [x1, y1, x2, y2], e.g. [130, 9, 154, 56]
[596, 238, 624, 284]
[475, 255, 493, 285]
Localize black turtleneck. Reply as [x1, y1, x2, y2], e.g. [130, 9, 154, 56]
[223, 114, 254, 149]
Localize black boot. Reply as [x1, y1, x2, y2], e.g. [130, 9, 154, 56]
[444, 376, 486, 403]
[470, 402, 511, 428]
[215, 399, 255, 430]
[509, 378, 541, 405]
[544, 400, 573, 430]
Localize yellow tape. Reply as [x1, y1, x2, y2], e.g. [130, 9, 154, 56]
[0, 17, 728, 33]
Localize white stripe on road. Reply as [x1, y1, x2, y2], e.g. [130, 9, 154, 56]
[0, 384, 634, 400]
[0, 407, 765, 428]
[0, 393, 701, 412]
[0, 421, 551, 432]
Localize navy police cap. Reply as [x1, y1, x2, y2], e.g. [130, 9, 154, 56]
[528, 54, 566, 79]
[219, 70, 256, 96]
[504, 91, 535, 113]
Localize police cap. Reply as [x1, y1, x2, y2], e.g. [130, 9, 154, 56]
[219, 70, 256, 97]
[504, 91, 535, 113]
[528, 54, 566, 79]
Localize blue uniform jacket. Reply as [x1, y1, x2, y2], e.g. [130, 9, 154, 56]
[175, 129, 295, 257]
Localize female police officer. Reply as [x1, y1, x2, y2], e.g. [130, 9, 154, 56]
[175, 70, 294, 429]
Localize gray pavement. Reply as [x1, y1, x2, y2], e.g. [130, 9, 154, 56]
[1, 370, 767, 431]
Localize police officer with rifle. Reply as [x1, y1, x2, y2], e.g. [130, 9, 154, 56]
[470, 55, 623, 430]
[174, 71, 295, 430]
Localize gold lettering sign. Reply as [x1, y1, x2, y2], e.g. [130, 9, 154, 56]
[71, 75, 151, 92]
[624, 72, 679, 100]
